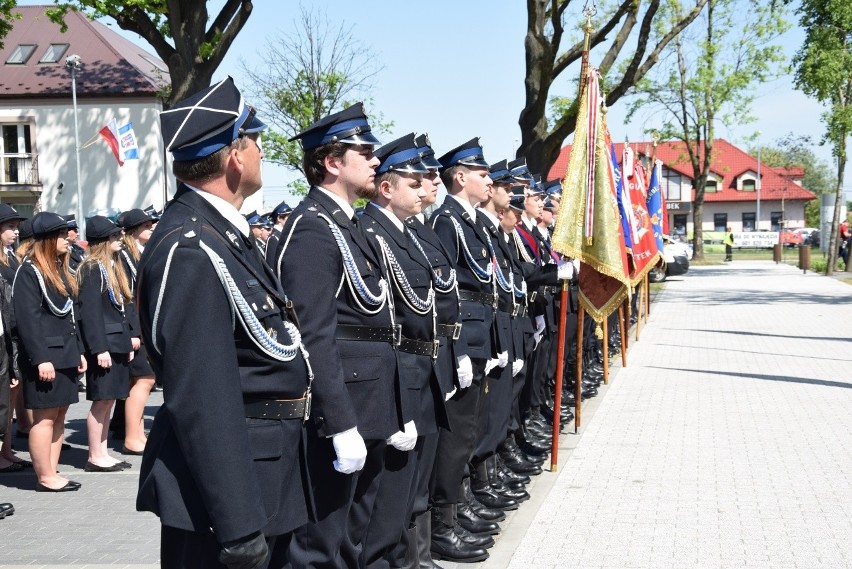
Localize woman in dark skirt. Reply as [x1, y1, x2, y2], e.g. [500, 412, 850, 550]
[117, 209, 155, 454]
[76, 217, 134, 472]
[12, 212, 87, 492]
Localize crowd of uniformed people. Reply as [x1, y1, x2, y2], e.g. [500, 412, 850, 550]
[0, 78, 622, 568]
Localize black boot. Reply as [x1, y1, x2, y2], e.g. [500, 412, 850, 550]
[430, 504, 489, 563]
[454, 520, 494, 549]
[463, 478, 506, 522]
[495, 453, 530, 487]
[486, 456, 529, 502]
[414, 511, 443, 569]
[457, 500, 500, 536]
[471, 463, 519, 511]
[499, 437, 543, 475]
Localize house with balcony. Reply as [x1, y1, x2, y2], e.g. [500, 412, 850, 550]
[0, 5, 173, 219]
[547, 138, 817, 236]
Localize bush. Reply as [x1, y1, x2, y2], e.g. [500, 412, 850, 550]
[809, 257, 846, 273]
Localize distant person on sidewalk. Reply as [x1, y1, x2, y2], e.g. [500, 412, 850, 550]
[840, 219, 850, 267]
[724, 226, 734, 262]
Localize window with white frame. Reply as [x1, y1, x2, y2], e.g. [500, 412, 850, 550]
[1, 123, 36, 185]
[662, 167, 682, 201]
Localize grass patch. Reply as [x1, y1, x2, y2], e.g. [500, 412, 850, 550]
[837, 277, 852, 286]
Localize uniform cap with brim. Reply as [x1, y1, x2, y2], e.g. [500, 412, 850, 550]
[415, 133, 442, 170]
[64, 214, 78, 230]
[290, 102, 380, 150]
[86, 216, 123, 241]
[375, 133, 428, 175]
[542, 179, 562, 197]
[143, 204, 161, 221]
[508, 158, 535, 183]
[508, 186, 527, 211]
[119, 208, 154, 230]
[31, 212, 69, 237]
[245, 211, 264, 226]
[438, 138, 489, 171]
[489, 159, 513, 184]
[272, 200, 293, 217]
[161, 76, 267, 162]
[0, 203, 25, 225]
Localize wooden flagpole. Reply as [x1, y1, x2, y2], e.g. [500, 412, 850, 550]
[619, 304, 627, 367]
[550, 281, 569, 471]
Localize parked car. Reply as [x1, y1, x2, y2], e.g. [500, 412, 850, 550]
[648, 239, 690, 282]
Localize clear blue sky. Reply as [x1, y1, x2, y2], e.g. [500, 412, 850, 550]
[21, 0, 848, 208]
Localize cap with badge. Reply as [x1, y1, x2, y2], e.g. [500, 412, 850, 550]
[489, 159, 514, 184]
[31, 212, 70, 238]
[143, 204, 161, 221]
[64, 214, 78, 231]
[415, 134, 441, 170]
[0, 203, 25, 225]
[86, 215, 123, 242]
[160, 76, 267, 162]
[272, 200, 293, 218]
[245, 211, 264, 226]
[438, 138, 489, 171]
[375, 133, 428, 175]
[541, 179, 562, 198]
[508, 158, 535, 184]
[118, 208, 155, 231]
[526, 175, 545, 196]
[291, 102, 380, 151]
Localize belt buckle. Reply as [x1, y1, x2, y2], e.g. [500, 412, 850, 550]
[392, 324, 402, 346]
[529, 291, 537, 302]
[303, 392, 312, 421]
[512, 305, 520, 317]
[452, 323, 462, 340]
[432, 340, 440, 359]
[491, 293, 498, 310]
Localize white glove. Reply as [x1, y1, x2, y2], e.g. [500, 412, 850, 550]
[484, 358, 500, 375]
[444, 387, 457, 401]
[456, 354, 473, 389]
[497, 351, 509, 368]
[331, 428, 367, 474]
[557, 259, 574, 280]
[535, 315, 546, 334]
[386, 421, 418, 452]
[533, 330, 543, 349]
[512, 359, 523, 376]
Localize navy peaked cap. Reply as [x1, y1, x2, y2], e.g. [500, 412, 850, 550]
[508, 186, 527, 211]
[375, 133, 428, 175]
[489, 160, 513, 183]
[291, 102, 380, 150]
[87, 216, 123, 241]
[272, 200, 293, 217]
[508, 158, 534, 183]
[542, 179, 562, 196]
[415, 133, 441, 170]
[64, 214, 78, 230]
[161, 76, 267, 161]
[438, 138, 488, 171]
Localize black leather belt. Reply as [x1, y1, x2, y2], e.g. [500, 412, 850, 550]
[399, 336, 440, 358]
[458, 290, 495, 306]
[436, 322, 463, 340]
[245, 397, 308, 420]
[336, 324, 402, 345]
[498, 297, 528, 318]
[514, 305, 528, 318]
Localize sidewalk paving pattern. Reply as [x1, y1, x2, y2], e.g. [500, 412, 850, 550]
[1, 261, 850, 568]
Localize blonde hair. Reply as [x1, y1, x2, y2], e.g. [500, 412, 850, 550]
[31, 235, 78, 296]
[121, 232, 141, 262]
[78, 240, 132, 302]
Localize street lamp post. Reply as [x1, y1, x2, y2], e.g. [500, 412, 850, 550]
[64, 54, 84, 237]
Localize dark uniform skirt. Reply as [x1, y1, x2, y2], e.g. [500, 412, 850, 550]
[85, 352, 130, 401]
[129, 343, 154, 378]
[22, 365, 80, 410]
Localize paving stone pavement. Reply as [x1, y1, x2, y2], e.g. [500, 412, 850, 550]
[1, 260, 850, 568]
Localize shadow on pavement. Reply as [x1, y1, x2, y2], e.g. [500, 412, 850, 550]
[665, 328, 852, 342]
[654, 342, 852, 363]
[649, 366, 852, 390]
[661, 289, 852, 306]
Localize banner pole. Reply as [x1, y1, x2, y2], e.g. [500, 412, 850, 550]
[575, 304, 585, 434]
[619, 304, 627, 368]
[550, 282, 570, 471]
[602, 317, 609, 385]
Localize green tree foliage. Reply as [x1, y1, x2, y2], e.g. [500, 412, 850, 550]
[0, 0, 20, 49]
[626, 0, 789, 260]
[793, 0, 852, 274]
[44, 0, 254, 107]
[752, 135, 834, 228]
[240, 6, 389, 196]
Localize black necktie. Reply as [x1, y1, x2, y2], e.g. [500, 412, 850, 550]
[351, 214, 359, 228]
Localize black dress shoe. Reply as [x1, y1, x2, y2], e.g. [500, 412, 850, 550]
[430, 505, 489, 563]
[117, 461, 132, 470]
[0, 503, 13, 516]
[36, 481, 80, 492]
[471, 482, 518, 511]
[453, 523, 494, 548]
[463, 479, 505, 522]
[121, 445, 145, 456]
[456, 501, 500, 535]
[496, 456, 530, 486]
[85, 462, 123, 472]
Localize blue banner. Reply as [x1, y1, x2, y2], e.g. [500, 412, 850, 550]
[646, 160, 665, 253]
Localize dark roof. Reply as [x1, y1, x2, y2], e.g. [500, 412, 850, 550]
[547, 138, 817, 203]
[0, 5, 169, 99]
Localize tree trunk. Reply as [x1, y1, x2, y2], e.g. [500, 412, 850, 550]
[827, 144, 846, 275]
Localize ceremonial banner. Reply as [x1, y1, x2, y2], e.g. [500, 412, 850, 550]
[551, 68, 630, 325]
[646, 159, 666, 254]
[624, 155, 661, 285]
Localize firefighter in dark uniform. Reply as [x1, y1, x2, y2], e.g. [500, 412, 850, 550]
[428, 138, 502, 563]
[274, 103, 403, 569]
[358, 133, 448, 568]
[64, 215, 86, 275]
[135, 77, 314, 569]
[264, 200, 292, 268]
